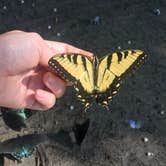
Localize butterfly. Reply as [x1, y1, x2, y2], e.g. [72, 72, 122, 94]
[0, 134, 47, 162]
[0, 131, 73, 162]
[48, 50, 147, 111]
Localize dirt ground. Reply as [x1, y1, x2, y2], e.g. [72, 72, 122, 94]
[0, 0, 166, 165]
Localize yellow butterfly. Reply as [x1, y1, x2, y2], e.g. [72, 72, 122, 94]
[48, 50, 147, 110]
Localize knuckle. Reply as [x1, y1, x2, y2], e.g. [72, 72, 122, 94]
[28, 32, 43, 44]
[55, 87, 66, 98]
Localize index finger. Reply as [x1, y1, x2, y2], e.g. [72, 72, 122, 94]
[45, 40, 93, 57]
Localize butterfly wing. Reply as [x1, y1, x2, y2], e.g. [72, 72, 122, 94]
[96, 50, 147, 107]
[48, 54, 95, 108]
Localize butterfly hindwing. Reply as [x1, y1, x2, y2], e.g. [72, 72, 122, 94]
[96, 77, 122, 108]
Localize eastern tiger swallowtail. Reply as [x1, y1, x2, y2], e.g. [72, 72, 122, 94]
[48, 50, 147, 111]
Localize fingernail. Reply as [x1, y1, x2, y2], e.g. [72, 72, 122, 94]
[44, 72, 66, 98]
[45, 73, 63, 90]
[36, 89, 50, 100]
[35, 89, 55, 110]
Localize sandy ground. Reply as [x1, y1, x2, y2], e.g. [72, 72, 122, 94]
[0, 0, 166, 165]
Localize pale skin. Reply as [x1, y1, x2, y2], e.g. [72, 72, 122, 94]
[0, 30, 93, 110]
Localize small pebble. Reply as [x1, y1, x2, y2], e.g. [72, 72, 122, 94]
[153, 8, 161, 16]
[3, 6, 7, 10]
[55, 121, 59, 125]
[117, 46, 121, 50]
[128, 40, 131, 45]
[160, 110, 165, 115]
[70, 105, 74, 110]
[32, 3, 35, 7]
[23, 130, 29, 134]
[53, 8, 57, 12]
[48, 25, 52, 29]
[21, 0, 24, 4]
[93, 16, 101, 25]
[41, 128, 45, 132]
[146, 152, 154, 157]
[57, 32, 61, 37]
[143, 137, 149, 142]
[55, 17, 58, 23]
[69, 132, 77, 143]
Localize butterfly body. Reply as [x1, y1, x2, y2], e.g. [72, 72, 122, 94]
[48, 50, 147, 110]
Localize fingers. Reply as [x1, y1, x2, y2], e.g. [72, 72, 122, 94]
[25, 88, 56, 111]
[25, 72, 66, 111]
[30, 89, 56, 111]
[43, 72, 66, 98]
[37, 35, 94, 69]
[39, 40, 93, 67]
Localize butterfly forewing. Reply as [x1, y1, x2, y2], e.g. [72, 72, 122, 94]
[49, 54, 94, 92]
[96, 57, 116, 92]
[96, 50, 147, 107]
[107, 50, 147, 77]
[49, 54, 95, 108]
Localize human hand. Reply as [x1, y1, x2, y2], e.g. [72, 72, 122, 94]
[0, 30, 93, 110]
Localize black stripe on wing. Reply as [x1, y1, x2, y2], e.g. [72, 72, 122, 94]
[96, 76, 122, 108]
[120, 50, 147, 78]
[48, 56, 77, 82]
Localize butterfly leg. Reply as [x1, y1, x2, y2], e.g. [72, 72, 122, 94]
[98, 99, 111, 111]
[103, 104, 110, 111]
